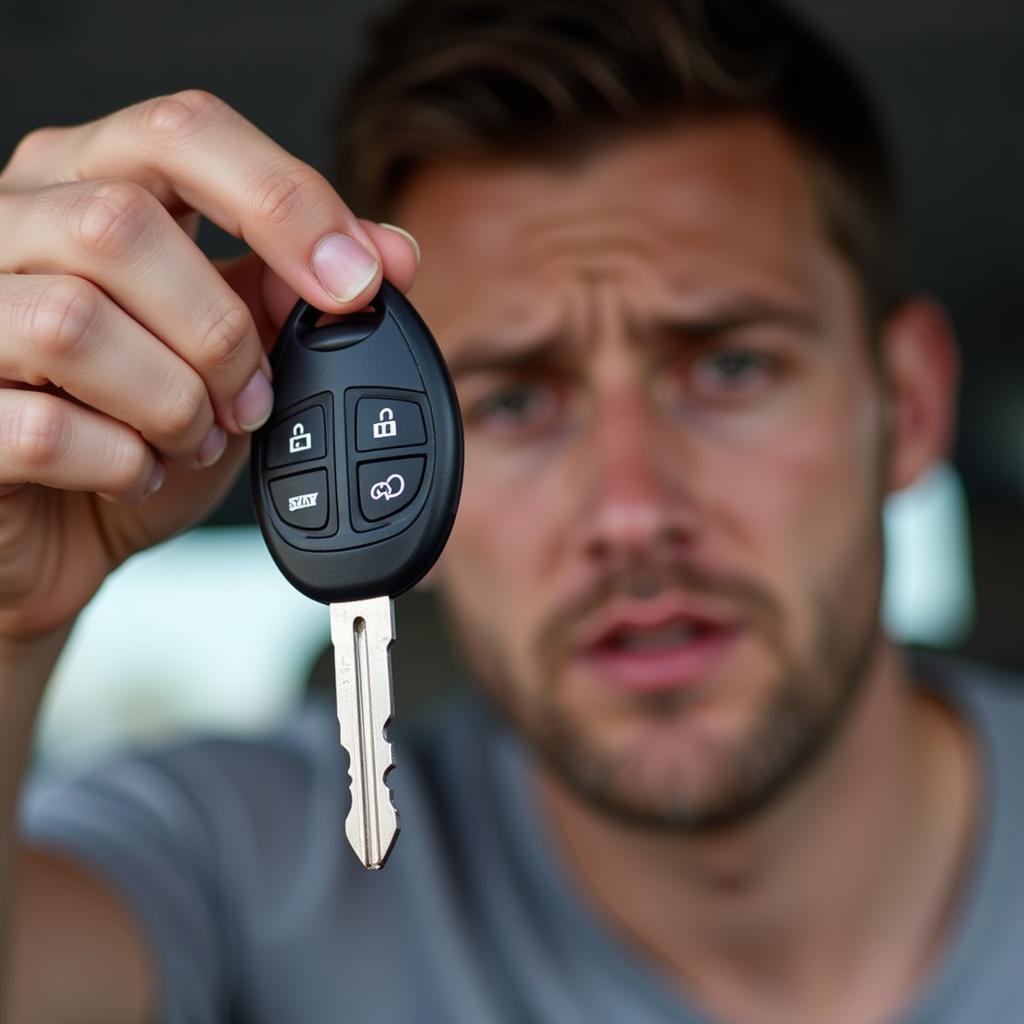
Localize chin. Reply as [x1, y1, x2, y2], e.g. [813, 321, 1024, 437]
[534, 655, 835, 830]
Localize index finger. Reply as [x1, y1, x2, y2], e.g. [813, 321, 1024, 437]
[10, 91, 406, 313]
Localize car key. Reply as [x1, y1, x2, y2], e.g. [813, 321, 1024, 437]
[251, 281, 463, 869]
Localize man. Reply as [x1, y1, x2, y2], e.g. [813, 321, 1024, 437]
[0, 0, 1015, 1021]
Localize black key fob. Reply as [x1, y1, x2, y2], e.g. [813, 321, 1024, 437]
[251, 281, 463, 604]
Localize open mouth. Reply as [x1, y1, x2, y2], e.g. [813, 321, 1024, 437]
[602, 619, 710, 654]
[575, 610, 741, 693]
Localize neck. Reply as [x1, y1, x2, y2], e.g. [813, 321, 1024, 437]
[535, 641, 978, 1024]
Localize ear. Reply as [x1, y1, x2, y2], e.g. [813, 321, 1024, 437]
[880, 296, 960, 494]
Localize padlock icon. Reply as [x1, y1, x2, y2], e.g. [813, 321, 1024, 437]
[373, 407, 398, 440]
[289, 422, 313, 454]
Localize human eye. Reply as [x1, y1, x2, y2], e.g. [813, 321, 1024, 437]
[690, 347, 783, 400]
[463, 378, 562, 438]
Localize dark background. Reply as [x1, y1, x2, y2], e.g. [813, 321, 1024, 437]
[1, 0, 1022, 691]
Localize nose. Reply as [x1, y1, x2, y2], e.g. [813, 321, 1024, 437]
[574, 386, 701, 569]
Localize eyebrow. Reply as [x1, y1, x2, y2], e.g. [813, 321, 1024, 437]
[446, 296, 819, 378]
[447, 335, 568, 378]
[630, 297, 819, 340]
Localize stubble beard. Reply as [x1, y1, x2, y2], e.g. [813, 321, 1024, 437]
[461, 547, 885, 835]
[538, 578, 882, 833]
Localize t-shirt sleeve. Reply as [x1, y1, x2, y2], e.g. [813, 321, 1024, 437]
[20, 746, 235, 1023]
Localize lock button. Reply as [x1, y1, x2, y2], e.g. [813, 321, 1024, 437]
[356, 397, 427, 452]
[266, 404, 327, 468]
[373, 407, 398, 439]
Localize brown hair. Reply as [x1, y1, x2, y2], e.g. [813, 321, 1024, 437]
[333, 0, 905, 328]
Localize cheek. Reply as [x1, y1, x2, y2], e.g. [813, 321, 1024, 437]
[437, 442, 571, 668]
[705, 372, 884, 640]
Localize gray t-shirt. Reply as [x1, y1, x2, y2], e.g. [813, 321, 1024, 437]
[20, 659, 1024, 1023]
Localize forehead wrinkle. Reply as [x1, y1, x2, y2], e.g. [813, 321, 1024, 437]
[565, 269, 611, 359]
[518, 209, 667, 280]
[444, 278, 597, 372]
[517, 210, 815, 325]
[505, 185, 665, 298]
[563, 270, 664, 367]
[402, 117, 845, 372]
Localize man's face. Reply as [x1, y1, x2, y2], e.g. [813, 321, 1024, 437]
[398, 114, 890, 829]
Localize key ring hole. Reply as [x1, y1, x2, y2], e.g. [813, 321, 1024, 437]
[310, 304, 378, 330]
[297, 302, 385, 352]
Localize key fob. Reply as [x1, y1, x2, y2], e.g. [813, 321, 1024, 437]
[251, 282, 463, 603]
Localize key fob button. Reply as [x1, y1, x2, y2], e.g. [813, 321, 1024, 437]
[357, 457, 426, 521]
[267, 405, 327, 468]
[356, 398, 427, 451]
[271, 469, 330, 530]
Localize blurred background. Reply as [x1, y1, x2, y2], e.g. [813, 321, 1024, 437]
[0, 0, 1020, 766]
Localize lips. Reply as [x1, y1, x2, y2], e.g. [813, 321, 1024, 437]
[604, 619, 704, 653]
[572, 599, 742, 694]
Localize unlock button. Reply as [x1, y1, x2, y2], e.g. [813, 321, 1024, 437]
[266, 405, 327, 468]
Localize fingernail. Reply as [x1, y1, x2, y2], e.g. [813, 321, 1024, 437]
[143, 461, 165, 500]
[379, 223, 421, 267]
[197, 424, 228, 467]
[312, 233, 379, 303]
[234, 369, 274, 432]
[261, 352, 273, 382]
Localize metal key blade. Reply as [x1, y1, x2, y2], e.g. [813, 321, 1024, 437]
[330, 597, 400, 869]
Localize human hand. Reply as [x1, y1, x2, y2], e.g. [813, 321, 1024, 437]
[0, 90, 418, 643]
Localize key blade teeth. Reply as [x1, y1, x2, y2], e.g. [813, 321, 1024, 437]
[332, 598, 400, 871]
[342, 739, 400, 869]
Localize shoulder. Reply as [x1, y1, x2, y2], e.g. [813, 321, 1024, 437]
[20, 698, 344, 874]
[915, 654, 1024, 796]
[908, 656, 1024, 1013]
[917, 653, 1024, 736]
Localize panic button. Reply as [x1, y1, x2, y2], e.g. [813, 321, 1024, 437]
[358, 457, 425, 521]
[270, 469, 329, 530]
